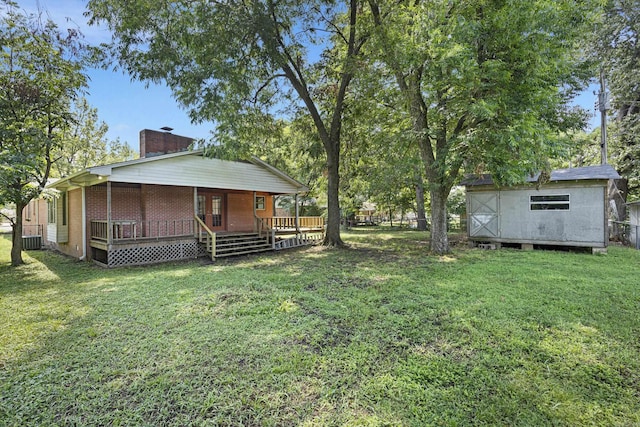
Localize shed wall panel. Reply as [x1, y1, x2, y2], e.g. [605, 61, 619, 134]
[498, 187, 604, 244]
[467, 184, 608, 246]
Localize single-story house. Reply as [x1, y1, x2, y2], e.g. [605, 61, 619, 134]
[463, 164, 621, 252]
[23, 129, 324, 267]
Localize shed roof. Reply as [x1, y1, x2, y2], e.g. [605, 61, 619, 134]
[47, 150, 307, 194]
[463, 164, 621, 187]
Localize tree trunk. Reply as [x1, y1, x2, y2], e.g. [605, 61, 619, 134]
[11, 201, 25, 266]
[415, 170, 428, 231]
[430, 187, 450, 254]
[609, 178, 628, 242]
[323, 151, 343, 246]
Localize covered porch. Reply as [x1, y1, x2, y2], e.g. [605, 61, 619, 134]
[87, 183, 324, 267]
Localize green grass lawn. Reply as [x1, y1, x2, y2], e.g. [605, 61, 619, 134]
[1, 230, 639, 426]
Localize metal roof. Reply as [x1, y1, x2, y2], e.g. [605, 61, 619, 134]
[463, 164, 621, 186]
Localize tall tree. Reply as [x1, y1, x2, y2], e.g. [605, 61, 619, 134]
[591, 0, 640, 199]
[86, 0, 369, 246]
[0, 0, 87, 266]
[368, 0, 596, 253]
[54, 97, 136, 177]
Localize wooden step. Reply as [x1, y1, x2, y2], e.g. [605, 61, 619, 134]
[216, 241, 271, 252]
[197, 232, 275, 258]
[214, 246, 272, 257]
[216, 233, 260, 240]
[216, 235, 263, 243]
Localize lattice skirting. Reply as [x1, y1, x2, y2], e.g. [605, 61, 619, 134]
[106, 239, 200, 267]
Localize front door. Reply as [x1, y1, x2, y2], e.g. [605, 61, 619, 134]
[197, 190, 226, 231]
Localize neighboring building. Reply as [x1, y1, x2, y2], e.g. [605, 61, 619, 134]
[354, 202, 380, 226]
[463, 164, 621, 252]
[23, 129, 324, 267]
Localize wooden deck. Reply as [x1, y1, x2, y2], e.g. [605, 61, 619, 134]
[89, 215, 325, 266]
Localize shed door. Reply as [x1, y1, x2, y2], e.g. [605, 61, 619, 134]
[468, 192, 499, 238]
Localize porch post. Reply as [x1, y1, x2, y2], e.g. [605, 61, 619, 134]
[193, 188, 198, 237]
[107, 181, 112, 244]
[81, 186, 86, 260]
[295, 193, 300, 233]
[253, 191, 257, 232]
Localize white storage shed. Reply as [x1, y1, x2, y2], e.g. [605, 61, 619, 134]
[463, 165, 621, 252]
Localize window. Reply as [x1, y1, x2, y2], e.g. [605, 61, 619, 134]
[211, 196, 222, 226]
[61, 192, 67, 226]
[530, 194, 570, 211]
[255, 196, 266, 211]
[48, 199, 57, 224]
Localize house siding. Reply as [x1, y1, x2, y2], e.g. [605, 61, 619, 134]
[102, 155, 301, 194]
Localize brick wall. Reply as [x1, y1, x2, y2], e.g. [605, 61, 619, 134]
[142, 185, 194, 237]
[142, 184, 193, 221]
[86, 184, 107, 222]
[57, 188, 83, 259]
[256, 193, 274, 218]
[226, 192, 274, 232]
[139, 129, 193, 158]
[86, 183, 194, 238]
[22, 198, 48, 238]
[227, 192, 253, 231]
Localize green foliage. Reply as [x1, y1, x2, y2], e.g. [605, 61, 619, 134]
[53, 98, 136, 177]
[367, 0, 599, 253]
[0, 0, 88, 265]
[86, 0, 370, 245]
[590, 0, 640, 198]
[2, 233, 640, 425]
[0, 1, 86, 203]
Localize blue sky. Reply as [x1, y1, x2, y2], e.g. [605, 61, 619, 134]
[17, 0, 600, 153]
[18, 0, 215, 150]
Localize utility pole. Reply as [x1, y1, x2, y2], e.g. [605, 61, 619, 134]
[598, 68, 609, 165]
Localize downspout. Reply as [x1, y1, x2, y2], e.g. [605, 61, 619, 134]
[80, 186, 87, 260]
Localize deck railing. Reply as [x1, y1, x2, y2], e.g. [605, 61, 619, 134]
[261, 216, 325, 231]
[90, 219, 195, 242]
[195, 216, 215, 260]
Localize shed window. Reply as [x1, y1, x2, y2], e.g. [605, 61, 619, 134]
[255, 196, 265, 211]
[530, 194, 570, 211]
